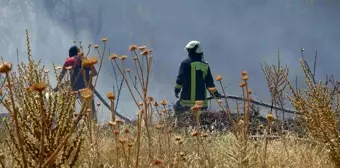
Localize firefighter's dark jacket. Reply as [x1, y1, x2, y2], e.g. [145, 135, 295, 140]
[175, 56, 217, 107]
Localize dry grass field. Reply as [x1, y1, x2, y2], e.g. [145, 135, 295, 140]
[0, 32, 338, 168]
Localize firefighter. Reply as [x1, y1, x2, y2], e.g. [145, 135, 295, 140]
[54, 45, 98, 121]
[174, 40, 222, 114]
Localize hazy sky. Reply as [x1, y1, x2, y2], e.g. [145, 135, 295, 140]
[0, 0, 340, 122]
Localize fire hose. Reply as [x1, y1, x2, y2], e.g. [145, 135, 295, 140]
[206, 95, 300, 114]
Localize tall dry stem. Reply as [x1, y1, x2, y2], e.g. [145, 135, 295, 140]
[284, 57, 340, 167]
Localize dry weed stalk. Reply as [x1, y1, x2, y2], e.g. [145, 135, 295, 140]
[0, 30, 98, 167]
[261, 53, 291, 166]
[83, 38, 107, 167]
[211, 71, 257, 168]
[284, 56, 340, 167]
[261, 51, 289, 121]
[109, 45, 155, 167]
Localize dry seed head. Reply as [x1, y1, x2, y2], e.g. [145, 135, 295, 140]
[216, 75, 223, 81]
[241, 70, 248, 76]
[56, 66, 63, 70]
[133, 56, 138, 60]
[239, 81, 246, 87]
[161, 109, 167, 113]
[141, 50, 149, 56]
[175, 136, 182, 141]
[138, 102, 144, 106]
[242, 75, 249, 81]
[195, 101, 203, 109]
[115, 119, 123, 124]
[258, 124, 264, 129]
[106, 92, 116, 100]
[155, 123, 164, 129]
[129, 45, 137, 51]
[128, 142, 134, 147]
[152, 159, 163, 166]
[96, 101, 100, 106]
[146, 96, 154, 102]
[160, 100, 168, 106]
[80, 88, 93, 99]
[101, 37, 108, 42]
[191, 105, 199, 112]
[126, 68, 131, 73]
[267, 112, 274, 123]
[118, 137, 128, 143]
[217, 99, 223, 105]
[192, 131, 199, 137]
[114, 129, 120, 135]
[141, 49, 152, 56]
[108, 121, 116, 127]
[124, 128, 129, 134]
[153, 101, 159, 107]
[0, 62, 12, 73]
[138, 46, 146, 51]
[248, 89, 252, 94]
[179, 152, 185, 157]
[31, 82, 47, 92]
[119, 55, 128, 60]
[94, 44, 99, 49]
[83, 57, 98, 67]
[109, 53, 118, 60]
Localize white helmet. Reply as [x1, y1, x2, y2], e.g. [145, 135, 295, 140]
[185, 40, 203, 54]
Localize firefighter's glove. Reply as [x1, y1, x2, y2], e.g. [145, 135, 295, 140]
[174, 88, 180, 98]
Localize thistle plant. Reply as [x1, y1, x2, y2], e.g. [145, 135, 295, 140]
[0, 30, 95, 167]
[261, 51, 289, 121]
[284, 58, 340, 167]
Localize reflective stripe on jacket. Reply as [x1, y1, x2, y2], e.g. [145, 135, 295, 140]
[175, 57, 216, 107]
